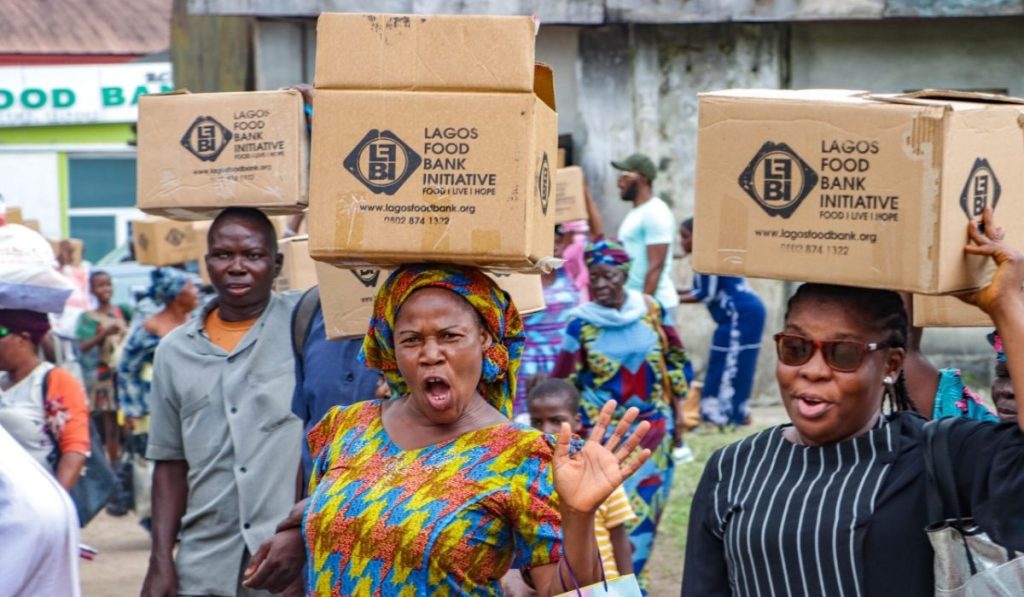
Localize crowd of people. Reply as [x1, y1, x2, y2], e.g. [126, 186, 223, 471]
[0, 151, 1021, 597]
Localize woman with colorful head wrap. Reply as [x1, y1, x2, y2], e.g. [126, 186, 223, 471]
[114, 267, 198, 524]
[243, 263, 652, 596]
[552, 238, 693, 593]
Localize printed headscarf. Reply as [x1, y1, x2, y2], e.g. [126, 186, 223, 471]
[148, 267, 190, 306]
[989, 331, 1007, 363]
[584, 238, 631, 274]
[360, 264, 525, 419]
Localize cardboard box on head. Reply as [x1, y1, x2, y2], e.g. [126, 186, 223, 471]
[911, 292, 1024, 328]
[5, 207, 23, 225]
[555, 166, 587, 224]
[132, 217, 201, 266]
[308, 13, 558, 272]
[136, 90, 309, 220]
[694, 89, 1024, 294]
[49, 238, 85, 267]
[316, 264, 546, 339]
[274, 236, 318, 292]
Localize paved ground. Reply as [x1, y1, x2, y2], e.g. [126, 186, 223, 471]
[79, 403, 788, 596]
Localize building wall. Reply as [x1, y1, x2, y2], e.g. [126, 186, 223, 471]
[0, 123, 139, 255]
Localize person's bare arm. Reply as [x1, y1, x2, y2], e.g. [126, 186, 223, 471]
[959, 209, 1024, 431]
[644, 244, 669, 296]
[54, 452, 86, 491]
[141, 460, 189, 597]
[583, 183, 604, 240]
[897, 293, 940, 416]
[609, 524, 634, 576]
[678, 290, 701, 304]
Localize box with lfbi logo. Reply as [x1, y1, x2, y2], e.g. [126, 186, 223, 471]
[307, 13, 558, 272]
[136, 89, 309, 220]
[693, 88, 1024, 294]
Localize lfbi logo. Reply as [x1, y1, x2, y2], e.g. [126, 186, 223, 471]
[344, 130, 421, 196]
[536, 152, 551, 215]
[165, 227, 188, 247]
[738, 142, 818, 219]
[350, 269, 382, 288]
[181, 116, 232, 162]
[960, 158, 1001, 219]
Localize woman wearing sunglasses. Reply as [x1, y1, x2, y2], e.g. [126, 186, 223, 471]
[0, 309, 90, 492]
[681, 209, 1024, 596]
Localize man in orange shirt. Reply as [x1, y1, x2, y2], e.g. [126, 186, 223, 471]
[143, 208, 302, 597]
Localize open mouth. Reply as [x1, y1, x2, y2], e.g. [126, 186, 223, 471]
[423, 376, 453, 411]
[794, 394, 833, 420]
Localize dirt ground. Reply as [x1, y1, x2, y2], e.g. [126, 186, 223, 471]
[79, 403, 788, 596]
[80, 511, 150, 596]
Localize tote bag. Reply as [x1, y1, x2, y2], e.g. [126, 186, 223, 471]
[924, 418, 1024, 596]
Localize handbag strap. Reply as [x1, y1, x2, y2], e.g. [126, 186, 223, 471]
[924, 417, 966, 524]
[39, 367, 62, 465]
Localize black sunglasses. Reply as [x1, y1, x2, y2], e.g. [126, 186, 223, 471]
[773, 333, 887, 372]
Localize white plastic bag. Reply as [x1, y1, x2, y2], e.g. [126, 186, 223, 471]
[0, 223, 73, 313]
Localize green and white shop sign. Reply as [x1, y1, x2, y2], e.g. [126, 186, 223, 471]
[0, 62, 173, 127]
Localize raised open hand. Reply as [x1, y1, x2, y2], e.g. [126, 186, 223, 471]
[552, 400, 651, 514]
[957, 207, 1024, 317]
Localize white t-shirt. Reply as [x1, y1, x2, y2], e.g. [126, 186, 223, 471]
[0, 425, 81, 597]
[618, 196, 679, 309]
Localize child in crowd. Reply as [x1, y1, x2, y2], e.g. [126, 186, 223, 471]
[990, 332, 1017, 423]
[527, 378, 637, 579]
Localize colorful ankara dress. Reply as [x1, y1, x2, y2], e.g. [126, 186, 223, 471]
[552, 289, 690, 590]
[689, 274, 766, 426]
[514, 268, 582, 419]
[303, 400, 563, 596]
[933, 368, 998, 422]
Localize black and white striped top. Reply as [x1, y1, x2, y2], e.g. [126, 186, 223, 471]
[699, 418, 897, 597]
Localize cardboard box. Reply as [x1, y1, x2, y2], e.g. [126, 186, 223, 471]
[911, 292, 1024, 327]
[132, 217, 201, 266]
[314, 13, 536, 92]
[136, 90, 309, 220]
[316, 264, 545, 339]
[21, 219, 40, 233]
[5, 207, 23, 224]
[694, 89, 1024, 294]
[274, 236, 318, 292]
[48, 238, 84, 266]
[308, 13, 558, 271]
[555, 166, 587, 224]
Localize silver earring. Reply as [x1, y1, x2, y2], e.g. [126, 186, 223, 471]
[883, 375, 894, 385]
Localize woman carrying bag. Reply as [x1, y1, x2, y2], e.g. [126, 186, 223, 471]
[681, 208, 1024, 596]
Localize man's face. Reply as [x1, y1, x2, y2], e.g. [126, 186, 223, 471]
[618, 171, 642, 202]
[204, 218, 280, 310]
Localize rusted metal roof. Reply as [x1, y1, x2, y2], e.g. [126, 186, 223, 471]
[0, 0, 172, 55]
